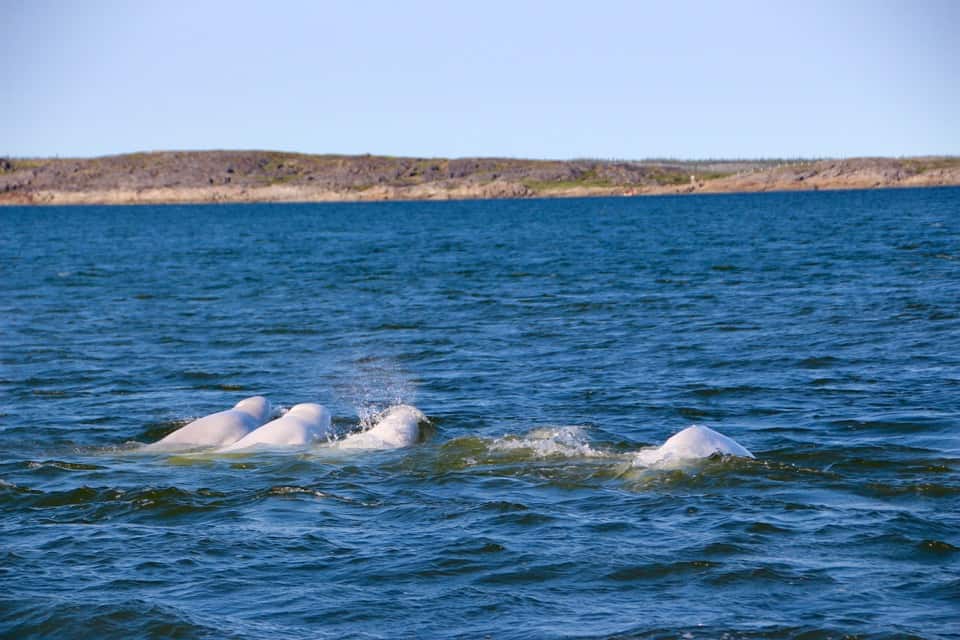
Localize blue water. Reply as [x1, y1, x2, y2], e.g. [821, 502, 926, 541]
[1, 189, 959, 639]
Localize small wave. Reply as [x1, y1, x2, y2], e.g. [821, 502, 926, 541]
[689, 384, 766, 398]
[607, 559, 719, 581]
[260, 484, 380, 507]
[707, 563, 837, 586]
[25, 460, 106, 472]
[476, 560, 582, 585]
[862, 481, 960, 498]
[266, 485, 329, 498]
[0, 478, 40, 495]
[1, 597, 220, 640]
[6, 485, 243, 523]
[178, 370, 222, 380]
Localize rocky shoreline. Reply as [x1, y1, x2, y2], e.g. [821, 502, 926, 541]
[1, 152, 957, 205]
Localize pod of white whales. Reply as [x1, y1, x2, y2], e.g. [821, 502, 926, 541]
[143, 395, 755, 463]
[144, 396, 275, 450]
[143, 396, 426, 453]
[219, 402, 333, 452]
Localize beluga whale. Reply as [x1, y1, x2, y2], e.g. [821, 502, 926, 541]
[336, 404, 427, 450]
[218, 403, 333, 452]
[633, 425, 754, 467]
[145, 396, 273, 451]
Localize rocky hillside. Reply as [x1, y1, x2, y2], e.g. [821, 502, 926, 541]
[1, 151, 957, 205]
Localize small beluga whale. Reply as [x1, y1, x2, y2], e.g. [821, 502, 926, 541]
[633, 425, 754, 467]
[145, 396, 273, 451]
[218, 403, 333, 452]
[336, 404, 427, 450]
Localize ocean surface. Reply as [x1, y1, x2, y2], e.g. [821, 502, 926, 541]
[1, 189, 958, 639]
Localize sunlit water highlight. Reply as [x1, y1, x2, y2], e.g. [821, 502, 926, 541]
[1, 189, 959, 639]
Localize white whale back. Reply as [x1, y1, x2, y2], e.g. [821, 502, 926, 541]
[219, 403, 333, 452]
[336, 404, 426, 450]
[634, 425, 754, 467]
[233, 396, 273, 423]
[146, 396, 273, 450]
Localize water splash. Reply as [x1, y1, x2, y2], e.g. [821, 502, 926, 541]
[489, 425, 608, 459]
[336, 356, 418, 429]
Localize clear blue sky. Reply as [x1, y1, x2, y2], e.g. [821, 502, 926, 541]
[2, 0, 957, 159]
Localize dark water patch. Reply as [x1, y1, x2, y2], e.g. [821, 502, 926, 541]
[0, 599, 219, 640]
[589, 626, 928, 640]
[134, 419, 191, 442]
[746, 521, 791, 534]
[827, 415, 955, 434]
[261, 326, 323, 335]
[699, 541, 752, 557]
[764, 441, 943, 471]
[478, 500, 529, 513]
[486, 509, 557, 528]
[370, 322, 424, 331]
[708, 564, 837, 586]
[823, 453, 957, 478]
[711, 323, 761, 332]
[675, 406, 713, 420]
[0, 479, 41, 497]
[82, 415, 129, 425]
[916, 540, 958, 554]
[178, 370, 224, 381]
[607, 559, 720, 581]
[860, 481, 960, 499]
[798, 356, 840, 369]
[689, 384, 767, 398]
[14, 485, 245, 524]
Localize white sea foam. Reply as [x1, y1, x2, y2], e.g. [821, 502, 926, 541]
[489, 426, 607, 459]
